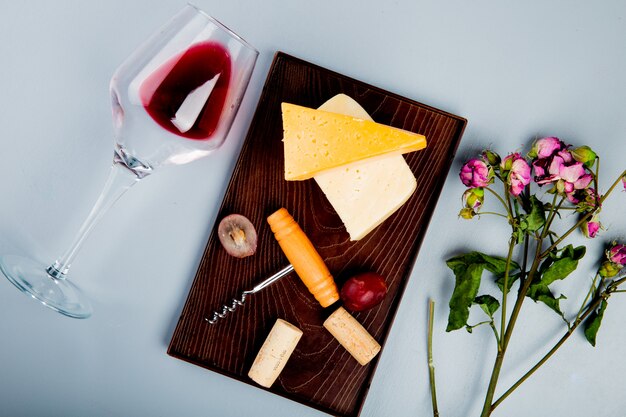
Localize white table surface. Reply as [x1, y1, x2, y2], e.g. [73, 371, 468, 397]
[1, 1, 625, 416]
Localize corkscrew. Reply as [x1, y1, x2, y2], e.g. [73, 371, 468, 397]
[205, 265, 294, 324]
[204, 208, 339, 324]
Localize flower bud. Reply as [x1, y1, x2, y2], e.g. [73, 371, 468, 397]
[608, 244, 626, 267]
[500, 153, 531, 196]
[571, 146, 597, 168]
[599, 261, 621, 278]
[463, 187, 484, 210]
[581, 215, 601, 238]
[482, 150, 501, 166]
[459, 207, 476, 219]
[500, 155, 513, 172]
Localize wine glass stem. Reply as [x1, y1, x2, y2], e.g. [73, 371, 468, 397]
[46, 160, 141, 280]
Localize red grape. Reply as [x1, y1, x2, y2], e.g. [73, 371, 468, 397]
[217, 214, 257, 258]
[340, 272, 388, 312]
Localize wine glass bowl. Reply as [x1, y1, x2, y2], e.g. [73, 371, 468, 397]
[111, 4, 259, 170]
[0, 5, 258, 318]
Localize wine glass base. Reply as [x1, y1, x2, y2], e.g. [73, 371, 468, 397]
[0, 254, 92, 319]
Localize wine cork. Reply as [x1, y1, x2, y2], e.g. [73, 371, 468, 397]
[248, 319, 303, 388]
[323, 307, 381, 366]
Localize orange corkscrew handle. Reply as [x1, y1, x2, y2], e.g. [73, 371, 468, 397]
[267, 208, 339, 308]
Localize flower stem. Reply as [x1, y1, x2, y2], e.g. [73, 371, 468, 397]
[479, 212, 509, 218]
[539, 212, 593, 259]
[489, 321, 501, 346]
[492, 273, 626, 410]
[491, 295, 602, 410]
[500, 237, 516, 349]
[468, 320, 496, 331]
[505, 234, 543, 350]
[610, 275, 626, 289]
[504, 184, 514, 221]
[479, 233, 543, 417]
[479, 352, 504, 417]
[541, 194, 561, 240]
[599, 169, 626, 205]
[573, 273, 601, 326]
[427, 300, 439, 417]
[485, 187, 513, 218]
[520, 235, 530, 284]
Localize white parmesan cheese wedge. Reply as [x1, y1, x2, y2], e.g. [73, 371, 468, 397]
[314, 94, 418, 240]
[248, 319, 303, 388]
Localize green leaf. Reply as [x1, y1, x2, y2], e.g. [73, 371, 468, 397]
[495, 271, 522, 294]
[481, 254, 521, 278]
[540, 245, 586, 285]
[446, 252, 484, 271]
[474, 295, 500, 318]
[584, 300, 608, 347]
[446, 258, 484, 332]
[530, 285, 568, 319]
[445, 252, 519, 331]
[515, 196, 546, 243]
[524, 196, 546, 233]
[527, 245, 586, 316]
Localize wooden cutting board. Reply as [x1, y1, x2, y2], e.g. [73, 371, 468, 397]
[168, 52, 466, 417]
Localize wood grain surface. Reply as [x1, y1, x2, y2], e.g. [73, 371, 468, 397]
[168, 52, 467, 417]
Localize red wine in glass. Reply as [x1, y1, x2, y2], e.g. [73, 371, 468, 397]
[140, 41, 232, 140]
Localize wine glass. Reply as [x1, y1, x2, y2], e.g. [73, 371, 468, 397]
[0, 4, 258, 318]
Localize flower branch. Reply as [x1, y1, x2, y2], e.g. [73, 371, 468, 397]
[439, 137, 626, 417]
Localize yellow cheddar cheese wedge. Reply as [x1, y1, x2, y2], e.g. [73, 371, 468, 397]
[281, 103, 427, 181]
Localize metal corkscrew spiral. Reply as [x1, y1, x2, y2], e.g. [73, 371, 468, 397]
[205, 293, 249, 324]
[205, 265, 294, 324]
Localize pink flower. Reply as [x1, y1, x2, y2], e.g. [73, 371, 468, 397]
[532, 137, 563, 159]
[533, 146, 593, 203]
[581, 216, 601, 238]
[609, 244, 626, 267]
[460, 159, 492, 188]
[531, 137, 568, 180]
[622, 175, 626, 191]
[501, 153, 531, 196]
